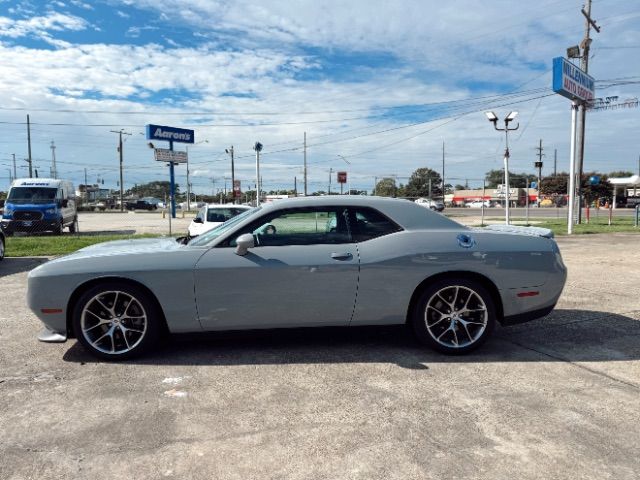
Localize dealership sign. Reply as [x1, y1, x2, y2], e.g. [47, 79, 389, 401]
[552, 57, 595, 102]
[154, 148, 187, 164]
[146, 124, 195, 144]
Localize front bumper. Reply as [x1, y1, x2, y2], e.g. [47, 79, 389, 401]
[2, 219, 60, 233]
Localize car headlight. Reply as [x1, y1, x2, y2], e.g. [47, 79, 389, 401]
[45, 208, 56, 215]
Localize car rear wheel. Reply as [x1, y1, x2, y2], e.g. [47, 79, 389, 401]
[69, 216, 78, 233]
[72, 283, 161, 360]
[412, 279, 495, 354]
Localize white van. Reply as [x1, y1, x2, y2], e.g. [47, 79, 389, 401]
[1, 178, 78, 235]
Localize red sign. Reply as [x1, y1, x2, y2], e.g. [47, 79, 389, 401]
[337, 171, 347, 184]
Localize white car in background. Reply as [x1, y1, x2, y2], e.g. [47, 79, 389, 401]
[188, 204, 251, 237]
[465, 200, 491, 208]
[414, 198, 445, 212]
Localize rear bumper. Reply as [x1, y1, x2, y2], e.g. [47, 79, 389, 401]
[502, 304, 556, 326]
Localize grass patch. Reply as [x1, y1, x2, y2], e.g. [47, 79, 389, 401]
[5, 233, 164, 257]
[482, 216, 640, 235]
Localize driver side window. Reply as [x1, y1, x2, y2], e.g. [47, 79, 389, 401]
[228, 208, 352, 247]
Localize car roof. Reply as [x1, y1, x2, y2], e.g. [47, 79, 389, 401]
[206, 204, 250, 209]
[255, 196, 463, 231]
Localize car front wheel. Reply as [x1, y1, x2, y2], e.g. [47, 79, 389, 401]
[72, 283, 161, 360]
[0, 235, 4, 261]
[412, 279, 496, 354]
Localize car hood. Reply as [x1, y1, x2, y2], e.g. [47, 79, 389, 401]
[50, 237, 184, 264]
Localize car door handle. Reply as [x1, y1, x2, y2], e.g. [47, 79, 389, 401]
[331, 252, 353, 261]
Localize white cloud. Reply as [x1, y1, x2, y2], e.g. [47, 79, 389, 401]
[0, 11, 88, 39]
[0, 0, 638, 191]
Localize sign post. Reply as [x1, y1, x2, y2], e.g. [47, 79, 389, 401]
[146, 124, 194, 218]
[552, 57, 595, 234]
[337, 171, 347, 195]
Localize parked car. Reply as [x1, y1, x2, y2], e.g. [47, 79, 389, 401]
[188, 204, 251, 237]
[125, 199, 157, 211]
[465, 200, 491, 208]
[0, 229, 5, 261]
[28, 196, 566, 360]
[414, 197, 445, 211]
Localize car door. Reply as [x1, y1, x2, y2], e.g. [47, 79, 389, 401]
[194, 207, 359, 331]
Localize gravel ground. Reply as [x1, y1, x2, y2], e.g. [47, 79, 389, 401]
[0, 233, 639, 480]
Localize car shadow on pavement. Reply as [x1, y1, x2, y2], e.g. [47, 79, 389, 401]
[0, 257, 49, 276]
[61, 309, 640, 368]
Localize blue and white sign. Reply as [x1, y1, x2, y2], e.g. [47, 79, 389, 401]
[146, 124, 194, 144]
[552, 57, 595, 102]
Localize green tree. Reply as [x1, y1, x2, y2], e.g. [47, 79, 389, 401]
[374, 178, 398, 197]
[608, 170, 633, 178]
[404, 168, 443, 198]
[485, 169, 531, 188]
[126, 181, 179, 199]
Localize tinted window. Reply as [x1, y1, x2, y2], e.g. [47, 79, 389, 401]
[349, 207, 402, 242]
[227, 207, 352, 247]
[206, 207, 247, 223]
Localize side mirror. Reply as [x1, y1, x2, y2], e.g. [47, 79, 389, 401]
[193, 217, 203, 224]
[235, 233, 255, 256]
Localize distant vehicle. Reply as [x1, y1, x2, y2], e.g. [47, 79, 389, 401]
[466, 200, 491, 208]
[126, 199, 158, 211]
[1, 178, 77, 235]
[188, 204, 251, 237]
[28, 196, 567, 360]
[414, 198, 445, 212]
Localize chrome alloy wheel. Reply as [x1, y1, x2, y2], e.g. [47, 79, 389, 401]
[80, 290, 148, 355]
[424, 285, 488, 349]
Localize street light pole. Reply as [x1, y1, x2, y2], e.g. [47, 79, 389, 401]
[486, 111, 519, 225]
[253, 142, 263, 206]
[225, 146, 235, 204]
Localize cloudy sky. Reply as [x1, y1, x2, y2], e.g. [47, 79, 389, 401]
[0, 0, 639, 194]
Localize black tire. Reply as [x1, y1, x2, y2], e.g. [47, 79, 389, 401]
[54, 220, 63, 236]
[69, 216, 78, 233]
[0, 235, 4, 261]
[412, 278, 496, 355]
[72, 282, 161, 361]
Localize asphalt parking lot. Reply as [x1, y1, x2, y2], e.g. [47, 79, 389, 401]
[1, 233, 639, 479]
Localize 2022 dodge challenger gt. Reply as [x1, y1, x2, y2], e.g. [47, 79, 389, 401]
[28, 196, 566, 360]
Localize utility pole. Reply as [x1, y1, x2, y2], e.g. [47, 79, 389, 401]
[535, 139, 544, 206]
[294, 176, 297, 196]
[303, 132, 308, 196]
[12, 154, 16, 180]
[50, 141, 57, 179]
[575, 0, 600, 222]
[110, 129, 132, 212]
[328, 167, 333, 195]
[226, 146, 236, 204]
[442, 141, 445, 200]
[27, 115, 33, 178]
[554, 149, 557, 176]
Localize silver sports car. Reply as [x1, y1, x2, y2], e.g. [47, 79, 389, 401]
[28, 196, 566, 360]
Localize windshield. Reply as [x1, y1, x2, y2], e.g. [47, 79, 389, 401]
[8, 187, 58, 205]
[189, 206, 260, 246]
